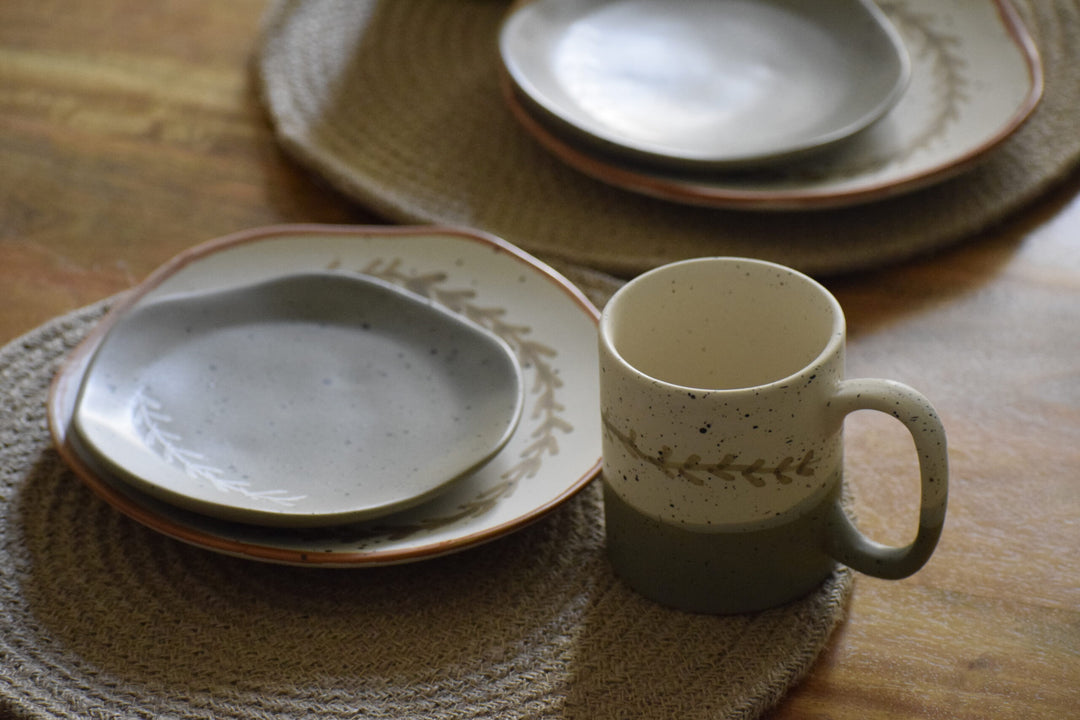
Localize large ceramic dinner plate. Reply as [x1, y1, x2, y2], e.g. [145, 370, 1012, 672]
[72, 272, 525, 528]
[49, 225, 602, 566]
[501, 0, 1043, 210]
[500, 0, 910, 170]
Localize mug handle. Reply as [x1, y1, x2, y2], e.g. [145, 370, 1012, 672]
[823, 378, 949, 580]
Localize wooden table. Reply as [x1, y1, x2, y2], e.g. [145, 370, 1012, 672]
[2, 1, 1077, 718]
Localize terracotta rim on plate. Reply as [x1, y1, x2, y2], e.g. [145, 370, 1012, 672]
[497, 0, 1043, 211]
[47, 224, 602, 566]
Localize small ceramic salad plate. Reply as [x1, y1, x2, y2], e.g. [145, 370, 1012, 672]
[72, 271, 525, 527]
[499, 0, 910, 170]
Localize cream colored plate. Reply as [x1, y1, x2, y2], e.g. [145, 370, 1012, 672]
[72, 272, 524, 527]
[499, 0, 910, 170]
[501, 0, 1042, 209]
[49, 225, 602, 565]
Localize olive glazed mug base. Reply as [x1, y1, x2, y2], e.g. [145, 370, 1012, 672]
[603, 481, 842, 614]
[599, 257, 948, 614]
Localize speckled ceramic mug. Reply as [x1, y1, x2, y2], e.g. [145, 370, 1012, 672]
[599, 257, 948, 614]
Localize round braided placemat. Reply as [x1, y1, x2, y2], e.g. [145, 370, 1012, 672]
[0, 287, 852, 719]
[255, 0, 1080, 277]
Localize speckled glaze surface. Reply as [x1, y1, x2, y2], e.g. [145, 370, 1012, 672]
[599, 258, 948, 613]
[49, 225, 602, 566]
[72, 272, 524, 527]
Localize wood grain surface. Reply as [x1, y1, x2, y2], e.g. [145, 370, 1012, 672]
[2, 1, 1078, 718]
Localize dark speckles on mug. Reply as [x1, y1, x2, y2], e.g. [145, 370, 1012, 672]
[599, 257, 948, 605]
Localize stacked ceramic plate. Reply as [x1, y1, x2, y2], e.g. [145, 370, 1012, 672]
[49, 226, 603, 566]
[497, 0, 1043, 210]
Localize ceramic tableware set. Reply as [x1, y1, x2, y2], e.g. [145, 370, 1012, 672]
[49, 226, 604, 566]
[494, 0, 952, 612]
[496, 0, 1041, 211]
[51, 1, 960, 614]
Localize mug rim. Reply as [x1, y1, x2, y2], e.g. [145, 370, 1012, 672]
[601, 256, 845, 393]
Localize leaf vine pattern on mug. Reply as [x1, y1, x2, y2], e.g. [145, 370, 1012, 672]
[602, 414, 818, 488]
[132, 386, 308, 507]
[318, 257, 570, 542]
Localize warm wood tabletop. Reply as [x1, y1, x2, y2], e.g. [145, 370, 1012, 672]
[2, 1, 1077, 718]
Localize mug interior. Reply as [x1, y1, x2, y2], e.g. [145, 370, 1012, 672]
[604, 258, 841, 390]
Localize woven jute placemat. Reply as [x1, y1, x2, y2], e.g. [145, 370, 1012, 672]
[255, 0, 1080, 277]
[0, 280, 852, 719]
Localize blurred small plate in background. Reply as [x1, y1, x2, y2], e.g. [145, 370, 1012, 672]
[499, 0, 910, 171]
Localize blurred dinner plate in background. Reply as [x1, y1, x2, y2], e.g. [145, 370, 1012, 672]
[498, 0, 1042, 210]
